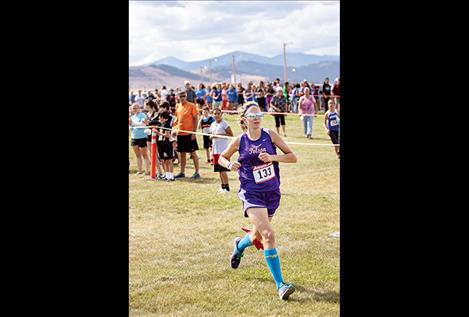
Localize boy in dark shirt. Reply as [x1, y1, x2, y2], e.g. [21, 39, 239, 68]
[156, 110, 175, 181]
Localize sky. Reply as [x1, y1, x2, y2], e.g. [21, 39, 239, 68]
[129, 0, 340, 66]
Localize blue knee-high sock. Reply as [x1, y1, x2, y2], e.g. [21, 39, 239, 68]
[264, 248, 284, 289]
[236, 234, 253, 253]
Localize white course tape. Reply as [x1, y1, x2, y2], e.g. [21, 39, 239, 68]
[134, 125, 340, 147]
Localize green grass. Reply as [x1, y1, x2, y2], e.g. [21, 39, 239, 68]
[129, 113, 339, 317]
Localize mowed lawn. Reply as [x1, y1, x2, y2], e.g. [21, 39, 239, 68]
[129, 112, 340, 317]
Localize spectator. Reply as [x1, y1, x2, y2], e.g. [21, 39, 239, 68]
[282, 82, 291, 111]
[174, 91, 201, 180]
[135, 90, 146, 110]
[299, 80, 306, 98]
[205, 86, 213, 110]
[129, 91, 136, 105]
[196, 83, 207, 108]
[258, 80, 266, 93]
[160, 86, 169, 103]
[291, 83, 301, 113]
[244, 82, 255, 102]
[167, 89, 176, 114]
[226, 84, 238, 110]
[256, 88, 267, 112]
[146, 90, 155, 102]
[159, 101, 178, 164]
[274, 78, 281, 88]
[321, 77, 332, 113]
[332, 78, 340, 113]
[270, 87, 287, 137]
[310, 82, 321, 113]
[198, 107, 215, 164]
[211, 83, 221, 109]
[298, 87, 316, 139]
[221, 82, 228, 110]
[209, 108, 234, 193]
[184, 80, 197, 103]
[265, 82, 275, 109]
[145, 100, 165, 179]
[237, 83, 245, 106]
[129, 103, 151, 175]
[156, 110, 175, 181]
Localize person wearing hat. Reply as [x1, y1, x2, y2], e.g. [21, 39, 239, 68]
[173, 90, 201, 179]
[184, 81, 197, 103]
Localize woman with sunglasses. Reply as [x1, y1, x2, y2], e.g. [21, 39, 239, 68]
[218, 101, 297, 300]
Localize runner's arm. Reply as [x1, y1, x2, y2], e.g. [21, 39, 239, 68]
[258, 130, 297, 163]
[218, 136, 241, 170]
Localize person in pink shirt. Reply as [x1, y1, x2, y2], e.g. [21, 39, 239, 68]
[298, 87, 316, 139]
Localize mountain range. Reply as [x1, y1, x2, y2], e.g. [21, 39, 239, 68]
[129, 51, 339, 90]
[150, 51, 340, 70]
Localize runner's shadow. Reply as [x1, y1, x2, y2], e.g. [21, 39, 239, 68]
[174, 177, 218, 184]
[288, 285, 340, 304]
[311, 137, 332, 141]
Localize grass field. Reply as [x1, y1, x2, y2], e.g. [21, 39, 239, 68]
[129, 113, 340, 317]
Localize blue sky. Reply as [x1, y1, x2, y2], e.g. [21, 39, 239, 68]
[129, 1, 340, 66]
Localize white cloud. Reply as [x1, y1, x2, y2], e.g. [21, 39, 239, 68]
[129, 0, 340, 66]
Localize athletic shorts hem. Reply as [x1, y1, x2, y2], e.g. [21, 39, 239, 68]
[131, 138, 147, 148]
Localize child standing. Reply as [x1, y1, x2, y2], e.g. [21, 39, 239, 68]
[156, 110, 175, 180]
[199, 107, 215, 164]
[209, 108, 234, 193]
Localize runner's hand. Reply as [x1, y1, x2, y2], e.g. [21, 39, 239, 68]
[229, 161, 241, 171]
[258, 152, 273, 163]
[191, 133, 196, 140]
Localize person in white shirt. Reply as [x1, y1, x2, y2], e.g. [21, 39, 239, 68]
[160, 85, 168, 103]
[209, 108, 234, 193]
[135, 90, 146, 110]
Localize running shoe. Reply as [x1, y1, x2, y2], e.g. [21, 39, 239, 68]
[174, 173, 185, 179]
[191, 173, 201, 180]
[278, 283, 295, 300]
[230, 237, 243, 269]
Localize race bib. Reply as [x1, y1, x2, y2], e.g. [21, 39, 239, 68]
[253, 163, 275, 184]
[203, 127, 211, 134]
[330, 119, 338, 127]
